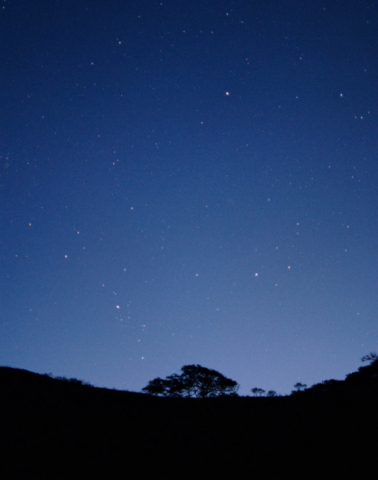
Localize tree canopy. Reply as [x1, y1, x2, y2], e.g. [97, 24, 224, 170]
[142, 364, 239, 398]
[361, 352, 378, 364]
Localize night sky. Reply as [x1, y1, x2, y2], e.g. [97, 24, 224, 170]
[1, 0, 377, 396]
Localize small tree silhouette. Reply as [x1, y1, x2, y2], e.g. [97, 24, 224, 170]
[292, 382, 307, 393]
[142, 365, 239, 398]
[251, 387, 265, 397]
[266, 390, 277, 397]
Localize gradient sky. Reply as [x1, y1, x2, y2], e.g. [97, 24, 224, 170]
[1, 0, 377, 396]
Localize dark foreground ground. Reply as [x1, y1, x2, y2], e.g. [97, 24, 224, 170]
[1, 362, 377, 478]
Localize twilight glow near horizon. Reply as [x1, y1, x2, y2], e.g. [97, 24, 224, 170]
[1, 0, 377, 395]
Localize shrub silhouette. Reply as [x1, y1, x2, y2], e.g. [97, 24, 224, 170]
[142, 364, 239, 398]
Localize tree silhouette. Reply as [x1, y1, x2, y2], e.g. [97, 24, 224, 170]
[142, 364, 239, 398]
[361, 352, 378, 364]
[251, 387, 265, 397]
[266, 390, 277, 397]
[292, 382, 307, 393]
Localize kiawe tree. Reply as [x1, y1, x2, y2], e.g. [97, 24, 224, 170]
[142, 364, 239, 398]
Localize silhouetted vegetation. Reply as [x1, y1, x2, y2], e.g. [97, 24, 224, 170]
[266, 390, 278, 397]
[251, 387, 265, 396]
[291, 381, 307, 394]
[361, 351, 378, 364]
[142, 364, 239, 397]
[53, 375, 93, 386]
[1, 355, 377, 477]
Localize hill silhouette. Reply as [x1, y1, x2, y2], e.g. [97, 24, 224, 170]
[1, 361, 377, 478]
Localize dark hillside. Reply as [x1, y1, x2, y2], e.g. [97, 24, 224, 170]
[1, 365, 377, 478]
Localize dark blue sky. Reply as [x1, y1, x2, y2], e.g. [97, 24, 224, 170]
[1, 0, 377, 395]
